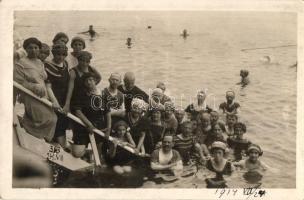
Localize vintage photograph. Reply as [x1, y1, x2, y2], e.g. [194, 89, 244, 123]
[12, 11, 297, 189]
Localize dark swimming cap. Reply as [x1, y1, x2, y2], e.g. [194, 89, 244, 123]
[23, 37, 42, 49]
[77, 51, 92, 61]
[52, 32, 69, 44]
[71, 36, 86, 49]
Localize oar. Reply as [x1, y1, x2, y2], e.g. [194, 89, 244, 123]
[241, 44, 296, 51]
[13, 81, 150, 158]
[88, 134, 101, 166]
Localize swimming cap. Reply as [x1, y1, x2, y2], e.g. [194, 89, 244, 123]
[71, 36, 86, 49]
[197, 90, 206, 97]
[152, 88, 163, 96]
[77, 51, 92, 61]
[164, 101, 175, 111]
[131, 98, 147, 111]
[23, 37, 42, 49]
[109, 73, 121, 81]
[52, 32, 69, 44]
[247, 144, 263, 156]
[226, 90, 235, 97]
[210, 141, 227, 152]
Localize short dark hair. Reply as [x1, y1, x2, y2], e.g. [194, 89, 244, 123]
[52, 32, 69, 44]
[234, 122, 246, 133]
[212, 122, 226, 133]
[23, 37, 42, 49]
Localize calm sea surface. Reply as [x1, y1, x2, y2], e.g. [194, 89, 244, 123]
[14, 11, 297, 188]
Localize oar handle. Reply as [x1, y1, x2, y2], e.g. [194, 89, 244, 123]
[13, 81, 150, 158]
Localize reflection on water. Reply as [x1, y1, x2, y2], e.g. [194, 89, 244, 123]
[15, 11, 296, 188]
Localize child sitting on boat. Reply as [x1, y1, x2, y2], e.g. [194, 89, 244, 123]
[105, 120, 136, 175]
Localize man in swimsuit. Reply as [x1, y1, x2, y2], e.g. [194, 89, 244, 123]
[118, 72, 149, 112]
[219, 91, 240, 115]
[150, 134, 183, 176]
[80, 25, 97, 39]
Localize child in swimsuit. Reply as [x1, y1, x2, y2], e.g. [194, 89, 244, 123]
[106, 120, 136, 175]
[173, 121, 205, 165]
[227, 122, 251, 161]
[225, 114, 238, 137]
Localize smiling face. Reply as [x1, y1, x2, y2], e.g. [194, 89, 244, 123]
[248, 150, 259, 162]
[72, 41, 84, 53]
[227, 115, 237, 126]
[53, 53, 67, 64]
[162, 135, 174, 152]
[78, 57, 91, 69]
[26, 43, 40, 59]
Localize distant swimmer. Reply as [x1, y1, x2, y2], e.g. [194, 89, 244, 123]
[237, 69, 250, 86]
[260, 55, 271, 63]
[181, 29, 189, 38]
[147, 26, 152, 29]
[126, 38, 132, 48]
[79, 25, 98, 39]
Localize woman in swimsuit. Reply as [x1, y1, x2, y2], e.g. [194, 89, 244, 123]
[205, 141, 234, 188]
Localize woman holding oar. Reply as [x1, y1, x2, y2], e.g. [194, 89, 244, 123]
[14, 37, 58, 142]
[71, 72, 111, 160]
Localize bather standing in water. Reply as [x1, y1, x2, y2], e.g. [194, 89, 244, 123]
[79, 25, 97, 39]
[205, 141, 234, 188]
[181, 29, 189, 38]
[150, 134, 183, 176]
[219, 90, 240, 115]
[237, 69, 250, 86]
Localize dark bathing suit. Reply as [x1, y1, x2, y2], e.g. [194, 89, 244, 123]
[45, 60, 69, 138]
[118, 85, 149, 112]
[72, 92, 109, 146]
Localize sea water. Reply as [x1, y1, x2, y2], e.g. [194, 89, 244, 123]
[14, 11, 297, 188]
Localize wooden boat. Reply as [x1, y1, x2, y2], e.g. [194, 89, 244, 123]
[13, 107, 93, 171]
